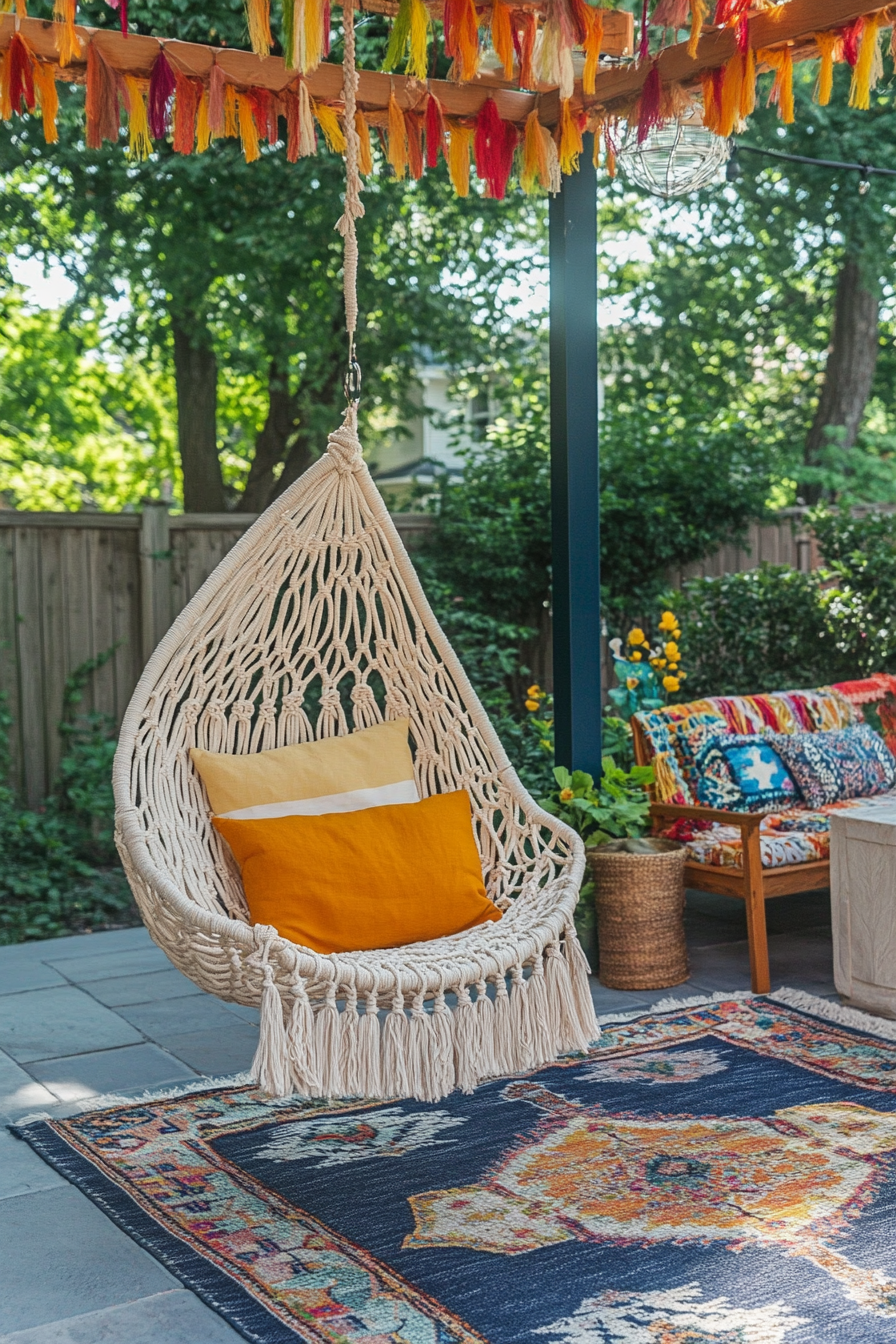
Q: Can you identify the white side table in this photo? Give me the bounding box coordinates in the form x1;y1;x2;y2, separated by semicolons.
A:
830;805;896;1017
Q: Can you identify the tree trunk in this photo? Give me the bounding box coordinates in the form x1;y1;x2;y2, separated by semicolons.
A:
172;321;226;513
239;361;298;512
804;256;880;502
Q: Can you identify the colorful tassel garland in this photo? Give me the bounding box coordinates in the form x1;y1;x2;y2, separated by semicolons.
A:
124;75;152;158
758;45;793;125
355;110;373;175
244;0;273;58
474;96;517;199
424;92;445;168
195;88;210;152
172;71;200;154
443;0;479;82
387;90;408;179
33;61;59;143
148;48;175;141
405;109;424;180
814;32;840;107
651;0;689;29
7;33;35;114
85;41;120;148
384;0;430;80
313;99;346;152
635;62;663;144
447;120;473;196
687;0;707;58
490;0;514;80
53;0;81;68
521;107;548;194
237;92;260;161
849;14;884;111
557;96;583;174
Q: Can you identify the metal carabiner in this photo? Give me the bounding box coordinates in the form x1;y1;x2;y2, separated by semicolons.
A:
344;357;362;405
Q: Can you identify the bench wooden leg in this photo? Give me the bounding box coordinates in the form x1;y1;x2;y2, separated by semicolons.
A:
743;824;770;994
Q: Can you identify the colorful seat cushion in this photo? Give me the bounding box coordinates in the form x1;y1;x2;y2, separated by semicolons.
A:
693;734;799;813
669;790;896;871
768;724;896;810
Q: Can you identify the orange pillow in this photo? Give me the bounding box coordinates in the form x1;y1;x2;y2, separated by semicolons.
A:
213;789;502;954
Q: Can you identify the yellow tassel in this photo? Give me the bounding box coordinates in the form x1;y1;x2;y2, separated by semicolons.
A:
0;51;9;121
446;120;472;196
520;108;548;193
125;74;152;159
454;0;480;82
814;31;839;107
237;93;260;161
652;752;680;804
387;90;407;178
355;110;373;175
224;82;239;137
700;69;718;133
244;0;273;57
740;43;756;119
303;0;325;74
313;100;346;152
687;0;707;59
33;61;59;143
196;88;211;151
558;98;582;176
582;8;603;97
718;52;742;138
849;14;884;111
408;0;430;81
490;0;514;80
53;0;80;67
758;46;793;124
14;0;26;16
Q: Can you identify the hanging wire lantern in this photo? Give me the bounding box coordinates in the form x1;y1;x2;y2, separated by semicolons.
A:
617;106;730;199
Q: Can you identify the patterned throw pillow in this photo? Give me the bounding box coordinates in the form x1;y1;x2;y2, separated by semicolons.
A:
694;734;799;813
768;724;896;809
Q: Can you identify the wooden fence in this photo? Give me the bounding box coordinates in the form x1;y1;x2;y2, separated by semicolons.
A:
0;504;830;804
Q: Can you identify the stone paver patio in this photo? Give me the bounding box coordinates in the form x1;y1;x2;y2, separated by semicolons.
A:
0;887;836;1343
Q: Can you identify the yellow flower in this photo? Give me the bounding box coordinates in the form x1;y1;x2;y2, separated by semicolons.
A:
630;651;642;662
559;787;575;803
668;663;678;672
627;627;646;646
626;676;639;690
526;684;541;698
672;628;681;641
664;641;680;661
525;700;540;712
663;675;680;693
658;611;677;632
540;738;552;750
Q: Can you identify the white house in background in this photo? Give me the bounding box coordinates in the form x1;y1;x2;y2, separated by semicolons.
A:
372;363;490;498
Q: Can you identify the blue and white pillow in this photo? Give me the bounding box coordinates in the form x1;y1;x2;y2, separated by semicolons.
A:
768;724;896;809
694;734;799;813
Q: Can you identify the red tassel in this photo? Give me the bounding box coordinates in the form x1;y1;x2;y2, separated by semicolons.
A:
638;0;650;61
842;17;863;68
148;48;175;140
424;92;444;168
8;33;35;114
172;70;201;153
249;88;278;145
635;62;662;143
85;42;120;147
473;96;518;200
512;11;536;90
713;0;749;23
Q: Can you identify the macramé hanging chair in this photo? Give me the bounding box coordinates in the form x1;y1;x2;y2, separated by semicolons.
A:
112;7;598;1102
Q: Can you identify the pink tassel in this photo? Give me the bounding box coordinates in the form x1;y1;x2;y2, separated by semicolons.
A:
208;62;226;136
148;48;175;140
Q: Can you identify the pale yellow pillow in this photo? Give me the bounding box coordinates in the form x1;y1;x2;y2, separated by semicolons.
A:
190;717;418;819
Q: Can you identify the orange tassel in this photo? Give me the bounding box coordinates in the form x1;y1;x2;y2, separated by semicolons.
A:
700;67;719;133
387;89;407;179
355;110;373;175
582;7;603;96
490;0;514;79
758;45;793;124
740;42;755;119
53;0;81;67
520;107;548;193
124;74;152;158
85;41;120;148
558;97;582;175
237;92;260;161
446;120;473;196
33;61;58;142
814;32;841;107
604;122;617;178
687;0;707;58
717;51;742;137
172;71;201;154
224;82;239;137
0;52;10;121
244;0;273;57
443;0;479;82
196;88;211;151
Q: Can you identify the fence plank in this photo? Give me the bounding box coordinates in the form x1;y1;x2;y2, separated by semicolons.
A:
13;529;48;806
0;527;22;790
39;527;69;789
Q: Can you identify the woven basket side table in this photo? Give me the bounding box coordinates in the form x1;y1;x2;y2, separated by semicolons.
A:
588;838;688;991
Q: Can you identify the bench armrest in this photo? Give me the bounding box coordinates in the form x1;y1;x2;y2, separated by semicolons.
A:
650;802;764;832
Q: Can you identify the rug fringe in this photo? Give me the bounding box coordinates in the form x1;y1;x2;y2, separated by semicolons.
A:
770;987;896;1040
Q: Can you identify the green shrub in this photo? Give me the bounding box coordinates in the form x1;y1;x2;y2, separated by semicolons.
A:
810;508;896;676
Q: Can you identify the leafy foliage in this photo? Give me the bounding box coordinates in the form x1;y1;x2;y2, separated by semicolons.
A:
539;761;654;849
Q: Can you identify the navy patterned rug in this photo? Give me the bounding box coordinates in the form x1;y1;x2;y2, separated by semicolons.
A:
16;990;896;1343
